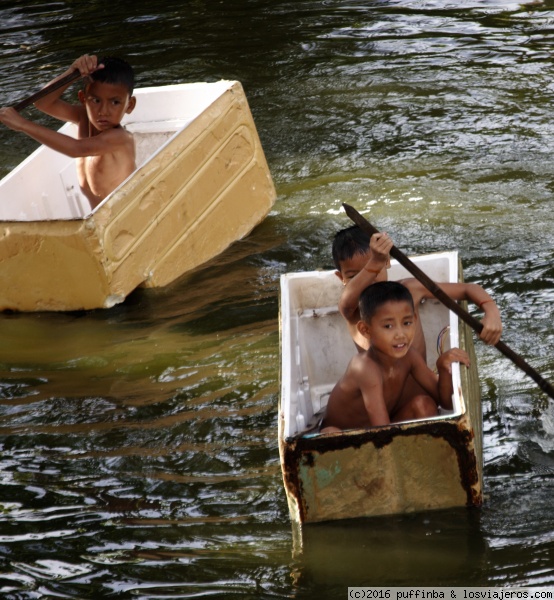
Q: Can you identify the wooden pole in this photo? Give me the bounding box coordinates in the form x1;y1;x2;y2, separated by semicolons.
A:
12;70;81;112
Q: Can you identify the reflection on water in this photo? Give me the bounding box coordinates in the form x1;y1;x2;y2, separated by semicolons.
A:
294;509;488;587
1;0;554;597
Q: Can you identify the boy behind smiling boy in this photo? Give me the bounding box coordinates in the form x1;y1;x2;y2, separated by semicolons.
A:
332;225;503;357
321;281;470;432
0;54;136;209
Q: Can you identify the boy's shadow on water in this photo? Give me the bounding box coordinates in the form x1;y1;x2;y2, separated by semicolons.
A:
290;507;488;587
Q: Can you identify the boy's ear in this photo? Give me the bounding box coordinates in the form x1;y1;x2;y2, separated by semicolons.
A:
125;95;136;114
357;320;371;340
334;270;345;285
78;89;86;105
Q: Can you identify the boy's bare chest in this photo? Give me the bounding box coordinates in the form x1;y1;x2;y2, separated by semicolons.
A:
380;362;411;403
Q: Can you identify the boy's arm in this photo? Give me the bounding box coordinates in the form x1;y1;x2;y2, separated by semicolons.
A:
403;279;502;346
407;348;468;410
0;113;125;158
357;360;391;426
33;55;102;124
338;233;393;320
407;350;442;405
435;348;470;409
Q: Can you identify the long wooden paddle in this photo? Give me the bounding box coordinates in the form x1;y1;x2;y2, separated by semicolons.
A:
343;202;554;401
12;69;81;112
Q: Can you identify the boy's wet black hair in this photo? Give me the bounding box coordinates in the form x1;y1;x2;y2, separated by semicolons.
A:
359;281;414;323
332;225;370;271
90;57;135;95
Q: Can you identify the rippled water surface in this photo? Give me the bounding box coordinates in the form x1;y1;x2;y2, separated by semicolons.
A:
1;0;554;597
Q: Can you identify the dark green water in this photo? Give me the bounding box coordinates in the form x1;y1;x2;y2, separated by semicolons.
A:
1;0;554;597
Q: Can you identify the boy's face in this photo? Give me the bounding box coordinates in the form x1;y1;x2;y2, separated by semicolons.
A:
78;81;136;131
335;251;390;285
357;300;416;359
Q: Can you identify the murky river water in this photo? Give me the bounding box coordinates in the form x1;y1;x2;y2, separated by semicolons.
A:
1;0;554;597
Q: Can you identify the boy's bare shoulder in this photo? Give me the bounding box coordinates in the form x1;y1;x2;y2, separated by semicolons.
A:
99;125;134;142
347;351;382;379
398;277;428;302
398;277;419;290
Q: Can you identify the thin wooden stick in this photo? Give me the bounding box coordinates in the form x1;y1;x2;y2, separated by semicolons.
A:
343;202;554;400
12;69;81;112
